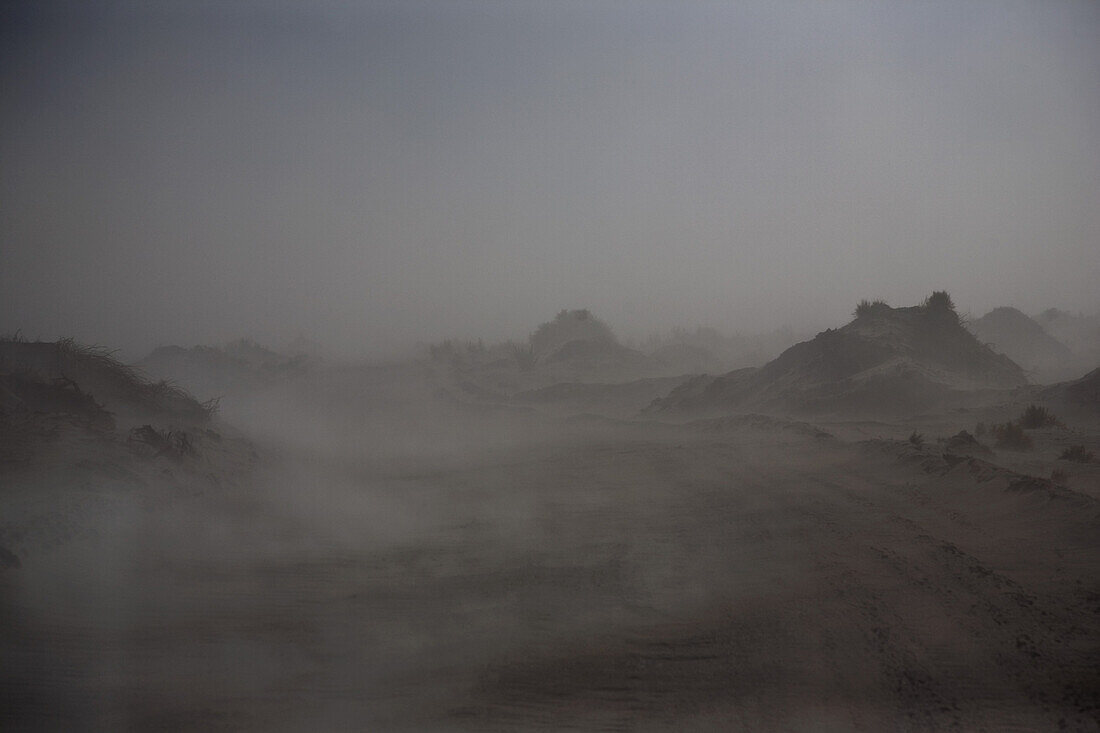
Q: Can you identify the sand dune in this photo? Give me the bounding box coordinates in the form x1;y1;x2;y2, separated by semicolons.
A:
3;319;1099;731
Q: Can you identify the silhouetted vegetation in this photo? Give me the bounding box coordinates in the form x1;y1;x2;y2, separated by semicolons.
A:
923;290;955;313
921;290;960;325
127;424;197;460
1050;469;1069;485
511;342;536;371
908;431;924;447
991;421;1032;451
1019;404;1059;429
1059;445;1094;463
1;336;216;423
529;309;616;356
854;299;890;318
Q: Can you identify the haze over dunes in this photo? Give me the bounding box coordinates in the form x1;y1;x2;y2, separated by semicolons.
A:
3;1;1100;731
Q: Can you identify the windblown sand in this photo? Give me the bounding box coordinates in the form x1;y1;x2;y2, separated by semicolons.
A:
3;414;1097;731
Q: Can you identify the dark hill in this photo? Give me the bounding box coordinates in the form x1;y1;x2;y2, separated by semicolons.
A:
523;309;651;379
1040;366;1100;415
649;294;1027;418
969;307;1073;382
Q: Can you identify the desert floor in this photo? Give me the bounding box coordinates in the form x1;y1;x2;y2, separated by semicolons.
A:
2;412;1099;731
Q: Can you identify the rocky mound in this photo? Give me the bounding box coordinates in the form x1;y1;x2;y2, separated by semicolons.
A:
649;293;1027;418
969;307;1074;382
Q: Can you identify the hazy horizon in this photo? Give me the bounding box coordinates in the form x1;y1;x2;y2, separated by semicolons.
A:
3;1;1099;360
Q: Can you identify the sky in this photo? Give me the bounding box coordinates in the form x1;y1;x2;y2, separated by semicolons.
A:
2;0;1099;358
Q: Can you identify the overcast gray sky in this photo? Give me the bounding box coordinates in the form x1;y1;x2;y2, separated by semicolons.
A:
3;0;1098;358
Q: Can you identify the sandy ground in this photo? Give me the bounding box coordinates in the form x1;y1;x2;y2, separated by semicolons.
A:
2;413;1098;731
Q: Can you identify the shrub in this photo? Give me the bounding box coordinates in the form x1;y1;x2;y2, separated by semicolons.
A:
921;290;959;325
510;342;536;372
429;339;485;365
529;309;616;356
908;431;924;447
991;421;1033;451
854;299;890;318
1019;404;1059;429
1051;469;1069;485
923;290;956;313
127;424;197;460
1059;445;1094;463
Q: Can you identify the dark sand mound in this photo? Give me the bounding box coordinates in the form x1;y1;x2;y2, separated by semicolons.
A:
1063;367;1100;408
649;293;1027;418
0;337;250;476
0;339;255;579
0;371;114;428
1041;366;1100;415
529;309;618;359
1;337;213;427
969;307;1074;382
526;310;650;377
424;309;684;396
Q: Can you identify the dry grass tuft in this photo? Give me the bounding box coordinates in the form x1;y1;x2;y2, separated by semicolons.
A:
991;421;1033;451
1059;445;1094;463
2;336;216;423
1018;404;1059;429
